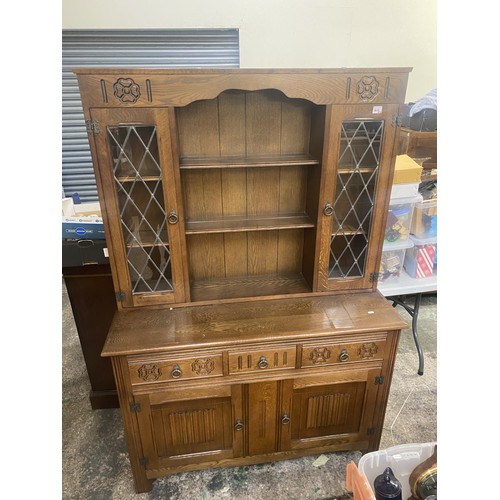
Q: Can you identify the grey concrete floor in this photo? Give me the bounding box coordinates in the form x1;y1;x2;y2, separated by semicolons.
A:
62;286;436;500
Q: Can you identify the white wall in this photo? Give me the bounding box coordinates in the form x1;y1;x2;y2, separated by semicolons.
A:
62;0;436;102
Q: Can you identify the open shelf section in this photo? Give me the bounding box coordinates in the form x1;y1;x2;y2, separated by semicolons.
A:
179;154;320;170
190;274;311;302
185;214;315;235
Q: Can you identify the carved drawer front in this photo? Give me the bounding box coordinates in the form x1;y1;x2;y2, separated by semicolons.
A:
301;339;386;368
228;346;296;374
129;353;223;385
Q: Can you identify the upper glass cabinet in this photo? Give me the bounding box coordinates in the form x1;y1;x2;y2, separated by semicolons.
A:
89;108;186;308
317;104;399;291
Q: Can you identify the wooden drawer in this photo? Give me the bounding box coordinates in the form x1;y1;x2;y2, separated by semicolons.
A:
228;345;296;374
301;338;386;368
128;353;223;385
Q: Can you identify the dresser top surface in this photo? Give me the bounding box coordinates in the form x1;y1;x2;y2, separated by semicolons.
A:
102;291;407;357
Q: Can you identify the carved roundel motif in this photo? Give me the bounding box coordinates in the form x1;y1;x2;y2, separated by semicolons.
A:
114;77;141;103
357;342;379;359
138;363;162;382
192;358;215;375
356;76;380;102
309;347;331;364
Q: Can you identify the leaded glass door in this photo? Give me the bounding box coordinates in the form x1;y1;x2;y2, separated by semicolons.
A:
317;105;399;291
89;108;187;307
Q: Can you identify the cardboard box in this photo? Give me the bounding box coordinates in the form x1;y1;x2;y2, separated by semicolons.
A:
62;198;105;239
393;154;423;184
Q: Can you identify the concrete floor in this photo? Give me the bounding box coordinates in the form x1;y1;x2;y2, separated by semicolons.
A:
62;286;437;500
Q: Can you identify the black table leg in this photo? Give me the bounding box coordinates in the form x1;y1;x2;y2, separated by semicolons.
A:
387;293;424;376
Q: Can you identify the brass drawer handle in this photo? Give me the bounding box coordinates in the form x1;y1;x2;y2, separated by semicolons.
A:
171;364;182;379
234;419;244;431
167;209;179;225
281;413;290;425
257;356;269;369
339;349;349;362
323;202;334;216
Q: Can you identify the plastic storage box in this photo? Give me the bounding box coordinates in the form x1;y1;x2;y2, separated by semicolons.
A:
384;195;422;243
404;235;437;279
380;239;414;283
411;198;437;238
346;442;437;500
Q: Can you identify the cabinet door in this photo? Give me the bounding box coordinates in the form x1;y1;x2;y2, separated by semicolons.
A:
133;384;244;471
280;367;383;452
89;108;187;307
316;104;399;291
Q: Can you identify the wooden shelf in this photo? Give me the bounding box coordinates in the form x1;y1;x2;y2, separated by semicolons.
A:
132;279;173;294
116;175;162;183
190;274;311;302
331;223;367;237
185;214;315;235
179;154;320;170
336;166;376;175
126;230;169;247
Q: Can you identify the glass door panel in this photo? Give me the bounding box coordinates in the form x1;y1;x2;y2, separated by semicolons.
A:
108;125;173;295
329;120;383;279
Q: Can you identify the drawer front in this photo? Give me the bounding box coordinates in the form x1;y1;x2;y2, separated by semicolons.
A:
301;338;386;368
228;346;296;374
129;354;223;385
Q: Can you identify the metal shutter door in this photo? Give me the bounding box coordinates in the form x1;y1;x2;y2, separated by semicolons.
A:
62;29;240;202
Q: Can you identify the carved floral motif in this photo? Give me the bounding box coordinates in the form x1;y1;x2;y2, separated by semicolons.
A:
309;347;331;364
138;363;162;381
191;358;215;375
356;76;380;102
357;342;379;359
113;78;141;103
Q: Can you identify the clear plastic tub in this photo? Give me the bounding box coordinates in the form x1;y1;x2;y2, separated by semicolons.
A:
411;198;437;238
404;235;437;279
380;239;414;282
384;195;422;243
346;442;437;500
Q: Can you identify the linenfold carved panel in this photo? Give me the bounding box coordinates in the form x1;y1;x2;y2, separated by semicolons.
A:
169;408;217;446
306;393;351;428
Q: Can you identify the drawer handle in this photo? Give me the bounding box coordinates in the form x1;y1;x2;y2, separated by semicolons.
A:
234;419;244;431
281;413;290;425
323;202;334;216
167;209;179;225
171;364;182;379
339;349;349;362
258;356;269;369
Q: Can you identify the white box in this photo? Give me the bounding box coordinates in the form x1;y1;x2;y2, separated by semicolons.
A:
390;182;419;199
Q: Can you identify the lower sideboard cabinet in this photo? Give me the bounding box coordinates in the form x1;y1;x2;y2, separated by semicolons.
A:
102;292;406;493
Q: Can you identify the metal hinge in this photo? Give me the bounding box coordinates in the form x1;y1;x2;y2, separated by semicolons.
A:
129;402;141;413
375;375;385;385
139;457;148;467
116;291;126;302
392;113;403;127
367;427;376;436
85;119;100;134
369;272;381;283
